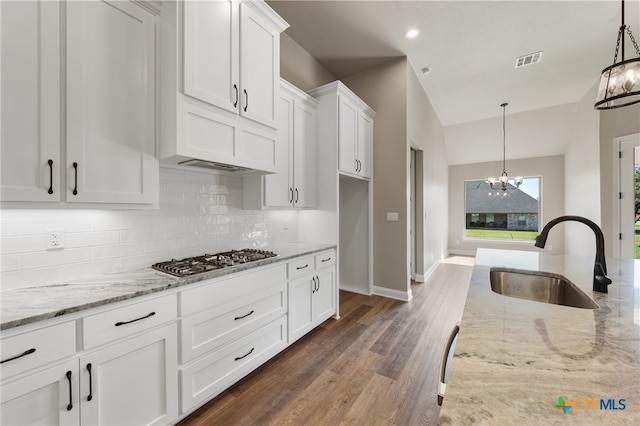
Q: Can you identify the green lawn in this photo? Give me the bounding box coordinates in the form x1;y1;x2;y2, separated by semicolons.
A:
465;229;538;241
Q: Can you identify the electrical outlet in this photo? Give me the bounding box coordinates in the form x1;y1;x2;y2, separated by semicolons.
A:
387;212;399;221
47;229;64;250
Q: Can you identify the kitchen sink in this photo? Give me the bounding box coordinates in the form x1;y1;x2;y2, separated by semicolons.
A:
489;268;599;309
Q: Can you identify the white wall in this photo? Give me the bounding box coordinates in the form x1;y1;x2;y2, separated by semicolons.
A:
563;82;602;256
0;167;299;291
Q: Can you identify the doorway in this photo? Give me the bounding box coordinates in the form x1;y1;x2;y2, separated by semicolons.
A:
617;134;640;259
410;146;425;281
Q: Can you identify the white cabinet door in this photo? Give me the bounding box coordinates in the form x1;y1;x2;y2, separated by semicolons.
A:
338;97;358;175
66;0;157;204
314;268;336;324
357;112;373;179
183;0;239;113
0;0;60;202
288;276;314;343
79;324;178;426
292;100;317;208
1;359;79;426
264;93;293;207
239;3;279;128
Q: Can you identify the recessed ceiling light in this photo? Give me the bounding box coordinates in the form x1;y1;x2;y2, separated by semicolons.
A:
405;28;420;39
421;67;431;75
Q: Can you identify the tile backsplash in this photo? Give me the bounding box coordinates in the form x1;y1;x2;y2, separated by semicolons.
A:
0;167;299;291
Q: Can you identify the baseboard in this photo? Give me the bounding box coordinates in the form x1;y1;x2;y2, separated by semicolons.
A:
447;249;477;256
339;285;371;296
372;285;412;302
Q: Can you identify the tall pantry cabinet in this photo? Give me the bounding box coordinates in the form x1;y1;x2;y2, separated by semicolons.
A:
301;81;375;296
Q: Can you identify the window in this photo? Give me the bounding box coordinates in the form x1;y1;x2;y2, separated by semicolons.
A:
464;177;541;241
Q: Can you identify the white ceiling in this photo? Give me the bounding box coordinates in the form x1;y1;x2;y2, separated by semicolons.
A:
268;0;640;161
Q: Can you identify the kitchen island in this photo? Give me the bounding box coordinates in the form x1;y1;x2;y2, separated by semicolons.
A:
439;248;639;425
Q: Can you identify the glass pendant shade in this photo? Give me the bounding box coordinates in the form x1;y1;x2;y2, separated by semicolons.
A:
594;1;640;110
595;57;640;109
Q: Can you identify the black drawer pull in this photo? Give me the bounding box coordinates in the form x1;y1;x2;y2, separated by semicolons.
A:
115;311;155;327
1;348;36;364
312;276;317;294
86;363;93;402
296;264;309;270
66;371;73;411
244;89;248;112
72;162;78;195
234;310;254;320
48;159;54;194
234;347;254;361
321;257;332;262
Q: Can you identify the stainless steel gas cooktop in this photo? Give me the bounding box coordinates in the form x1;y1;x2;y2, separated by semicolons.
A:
152;248;277;277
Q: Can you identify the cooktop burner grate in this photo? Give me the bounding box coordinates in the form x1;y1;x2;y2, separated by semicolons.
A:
152;249;277;277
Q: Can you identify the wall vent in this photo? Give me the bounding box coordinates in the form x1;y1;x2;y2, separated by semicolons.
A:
515;51;543;68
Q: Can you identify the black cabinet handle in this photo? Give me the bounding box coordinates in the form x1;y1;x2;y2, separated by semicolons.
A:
296;264;309;270
321;257;332;263
86;363;93;402
289;187;293;203
316;275;320;293
295;188;299;204
0;348;36;364
114;311;155;327
243;89;248;112
311;276;316;293
233;84;239;108
234;310;254;320
234;347;254;361
48;159;54;194
66;371;73;411
72;162;78;195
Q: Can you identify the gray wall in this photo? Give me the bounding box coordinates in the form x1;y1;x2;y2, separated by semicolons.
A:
280;33;336;91
342;58;410;293
448;155;565;255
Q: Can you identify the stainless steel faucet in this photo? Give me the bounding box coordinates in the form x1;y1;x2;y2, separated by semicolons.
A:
534;215;612;293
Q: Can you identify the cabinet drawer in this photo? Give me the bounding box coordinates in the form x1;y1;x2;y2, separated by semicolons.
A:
1;321;76;380
315;250;336;269
180;263;286;316
180;283;287;363
180;316;287;413
82;293;177;350
287;255;314;279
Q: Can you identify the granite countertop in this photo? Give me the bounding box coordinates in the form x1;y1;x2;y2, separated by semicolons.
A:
0;242;335;331
439;248;639;425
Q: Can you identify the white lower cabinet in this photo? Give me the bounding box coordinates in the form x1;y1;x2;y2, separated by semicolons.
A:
1;359;80;426
79;324;178;426
288;250;336;343
179;316;287;413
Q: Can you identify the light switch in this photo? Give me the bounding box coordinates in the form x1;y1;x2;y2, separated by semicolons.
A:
387;212;399;221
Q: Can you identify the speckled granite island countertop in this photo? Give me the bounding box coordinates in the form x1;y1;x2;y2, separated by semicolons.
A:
0;243;335;331
439;248;639;425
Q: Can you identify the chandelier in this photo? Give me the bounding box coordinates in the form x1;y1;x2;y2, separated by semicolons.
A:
487;103;523;191
594;0;640;109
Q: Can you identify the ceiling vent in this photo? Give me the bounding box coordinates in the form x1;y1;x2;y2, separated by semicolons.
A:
515;51;543;68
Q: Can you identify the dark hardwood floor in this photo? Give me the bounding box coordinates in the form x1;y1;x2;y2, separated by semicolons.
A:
178;257;473;426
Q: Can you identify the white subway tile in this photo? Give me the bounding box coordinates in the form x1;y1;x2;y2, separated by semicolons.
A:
66;231;120;248
1;266;61;291
1;235;46;254
21;248;92;269
1;254;21;272
92;243;145;260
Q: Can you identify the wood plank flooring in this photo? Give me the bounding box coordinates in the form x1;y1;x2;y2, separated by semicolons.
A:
178;257;473;426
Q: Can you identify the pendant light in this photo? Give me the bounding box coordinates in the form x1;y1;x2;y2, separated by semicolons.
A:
594;0;640;109
487;103;523;191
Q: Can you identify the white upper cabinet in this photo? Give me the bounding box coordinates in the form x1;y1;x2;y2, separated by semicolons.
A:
66;0;158;204
239;3;279;128
183;0;239;113
160;0;288;173
309;81;375;181
1;0;61;202
261;80;317;208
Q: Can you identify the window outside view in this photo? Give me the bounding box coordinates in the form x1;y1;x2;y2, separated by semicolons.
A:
635;147;639;259
465;177;541;241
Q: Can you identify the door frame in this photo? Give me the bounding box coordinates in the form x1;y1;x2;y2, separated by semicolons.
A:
613;133;640;258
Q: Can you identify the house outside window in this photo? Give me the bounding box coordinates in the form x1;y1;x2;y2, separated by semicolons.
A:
464;177;541;240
